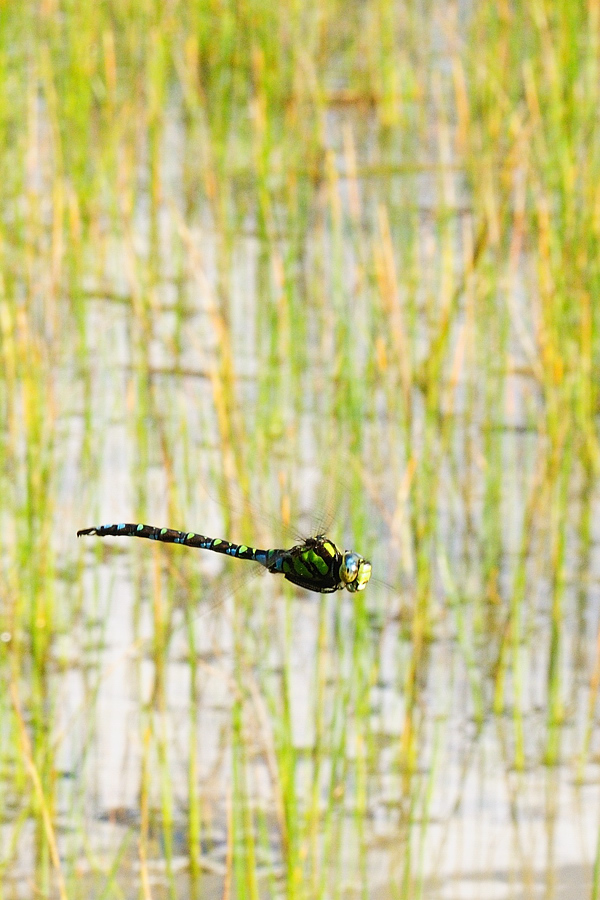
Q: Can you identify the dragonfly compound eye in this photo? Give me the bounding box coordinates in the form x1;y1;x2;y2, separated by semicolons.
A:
343;554;372;592
341;552;359;584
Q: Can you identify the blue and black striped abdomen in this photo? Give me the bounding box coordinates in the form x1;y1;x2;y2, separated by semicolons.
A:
77;522;270;564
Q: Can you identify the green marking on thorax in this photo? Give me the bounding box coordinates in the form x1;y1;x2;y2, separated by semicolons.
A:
293;557;312;579
306;549;328;574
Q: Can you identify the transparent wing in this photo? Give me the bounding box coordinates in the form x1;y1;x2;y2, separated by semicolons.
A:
158;553;276;658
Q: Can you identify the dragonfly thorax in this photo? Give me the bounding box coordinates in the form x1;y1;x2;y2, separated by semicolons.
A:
267;537;372;594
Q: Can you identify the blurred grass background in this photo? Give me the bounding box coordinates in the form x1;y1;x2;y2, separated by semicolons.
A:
1;0;600;897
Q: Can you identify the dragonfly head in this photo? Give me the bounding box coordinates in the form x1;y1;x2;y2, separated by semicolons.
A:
340;551;372;592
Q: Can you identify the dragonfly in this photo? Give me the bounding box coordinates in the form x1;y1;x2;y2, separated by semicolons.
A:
77;522;372;594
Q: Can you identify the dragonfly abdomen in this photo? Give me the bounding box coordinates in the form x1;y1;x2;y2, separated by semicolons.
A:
77;523;270;564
